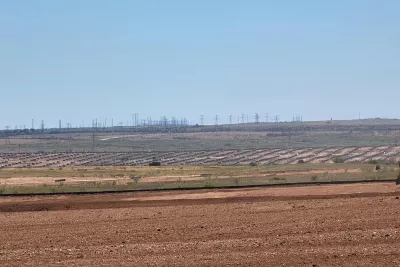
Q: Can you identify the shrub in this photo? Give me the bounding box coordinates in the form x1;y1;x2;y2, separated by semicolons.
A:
311;175;318;181
333;157;345;163
297;159;305;164
249;162;257;167
271;177;286;181
149;161;161;166
129;175;141;183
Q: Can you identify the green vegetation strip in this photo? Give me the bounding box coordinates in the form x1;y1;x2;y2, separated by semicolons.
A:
0;179;396;197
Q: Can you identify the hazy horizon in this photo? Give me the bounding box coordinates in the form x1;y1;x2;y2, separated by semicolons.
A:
1;1;399;129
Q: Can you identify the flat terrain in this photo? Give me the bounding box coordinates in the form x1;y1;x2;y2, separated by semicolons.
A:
0;164;397;194
2;119;400;153
1;183;400;266
1;146;400;168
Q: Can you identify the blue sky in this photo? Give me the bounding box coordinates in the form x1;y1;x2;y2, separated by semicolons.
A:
0;0;399;128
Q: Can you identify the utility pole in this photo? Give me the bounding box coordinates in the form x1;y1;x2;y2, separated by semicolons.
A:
59;120;62;130
41;120;44;132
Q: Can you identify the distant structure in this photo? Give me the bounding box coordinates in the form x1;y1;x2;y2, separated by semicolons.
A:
241;113;245;124
1;111;293;135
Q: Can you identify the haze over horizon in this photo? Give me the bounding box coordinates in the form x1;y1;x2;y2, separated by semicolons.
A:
1;1;399;129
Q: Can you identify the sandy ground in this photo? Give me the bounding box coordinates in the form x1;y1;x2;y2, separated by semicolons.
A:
0;183;400;266
0;176;124;185
0;168;362;185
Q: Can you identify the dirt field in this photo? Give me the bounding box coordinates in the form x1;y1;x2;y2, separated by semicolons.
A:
1;183;400;266
0;167;362;186
1;146;400;168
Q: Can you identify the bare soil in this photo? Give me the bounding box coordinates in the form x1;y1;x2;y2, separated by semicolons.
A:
0;168;362;186
1;183;400;266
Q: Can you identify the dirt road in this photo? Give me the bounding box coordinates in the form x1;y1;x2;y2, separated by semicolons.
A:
1;183;400;266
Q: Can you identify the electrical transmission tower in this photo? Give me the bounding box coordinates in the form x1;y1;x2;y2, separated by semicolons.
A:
241;113;245;124
214;115;219;125
162;116;168;127
265;113;269;123
134;113;139;126
254;113;260;124
229;115;232;125
274;115;280;123
200;115;204;125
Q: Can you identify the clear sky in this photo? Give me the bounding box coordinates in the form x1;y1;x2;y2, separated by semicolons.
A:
1;0;399;128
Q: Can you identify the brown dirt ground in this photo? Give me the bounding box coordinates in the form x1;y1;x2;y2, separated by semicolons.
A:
0;183;400;266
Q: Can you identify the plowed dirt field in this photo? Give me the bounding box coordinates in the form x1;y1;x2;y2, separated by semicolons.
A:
1;183;400;266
